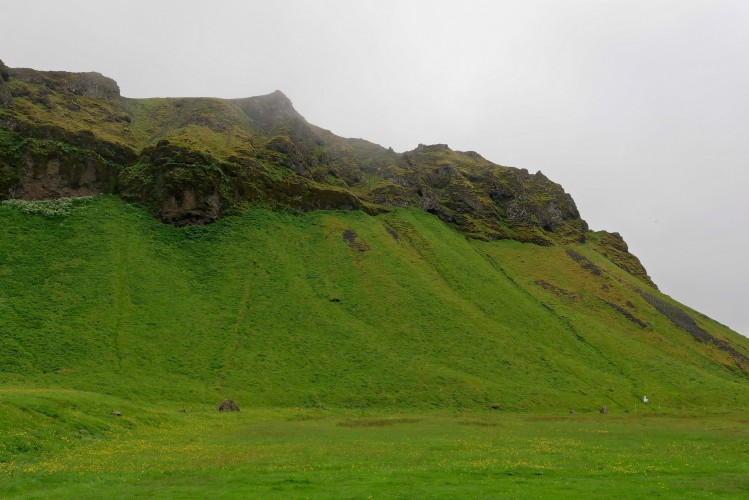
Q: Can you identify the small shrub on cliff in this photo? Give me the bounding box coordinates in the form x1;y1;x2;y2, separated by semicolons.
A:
1;196;95;216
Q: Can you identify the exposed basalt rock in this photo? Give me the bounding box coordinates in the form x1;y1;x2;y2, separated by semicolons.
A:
118;140;224;225
383;224;399;240
265;135;309;175
160;185;221;226
66;72;121;100
0;131;118;201
0;85;11;107
11;123;136;166
566;249;602;276
218;399;240;412
0;59;12;107
369;144;587;245
119;144;377;226
0;59;9;82
534;280;578;300
19;153;113;200
602;300;650;329
637;289;749;368
392;145;587;243
262;176;373;213
343;229;370;252
9;68;120;100
369;183;420;207
502;171;580;231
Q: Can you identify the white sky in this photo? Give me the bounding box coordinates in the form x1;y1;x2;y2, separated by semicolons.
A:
4;0;748;336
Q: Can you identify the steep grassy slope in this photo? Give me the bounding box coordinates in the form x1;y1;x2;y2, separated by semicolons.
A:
2;196;747;413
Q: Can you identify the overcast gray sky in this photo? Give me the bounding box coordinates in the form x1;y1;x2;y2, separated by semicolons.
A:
4;0;748;336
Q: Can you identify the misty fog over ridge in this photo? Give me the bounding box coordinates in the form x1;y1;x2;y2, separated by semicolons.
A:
4;0;747;336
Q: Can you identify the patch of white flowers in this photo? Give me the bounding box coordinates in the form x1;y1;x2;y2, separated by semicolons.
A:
1;196;96;216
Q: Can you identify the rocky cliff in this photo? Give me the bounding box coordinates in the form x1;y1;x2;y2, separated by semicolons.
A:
0;59;653;283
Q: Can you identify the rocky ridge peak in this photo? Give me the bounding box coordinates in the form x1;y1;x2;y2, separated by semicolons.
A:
231;90;305;132
0;59;10;107
8;67;120;100
0;59;655;286
0;59;9;82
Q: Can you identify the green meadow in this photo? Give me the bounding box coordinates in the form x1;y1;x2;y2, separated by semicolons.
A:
2;392;749;498
2;196;749;497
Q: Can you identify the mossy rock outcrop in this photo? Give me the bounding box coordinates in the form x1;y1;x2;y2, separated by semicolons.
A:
1;60;624;263
592;231;657;288
0;59;11;107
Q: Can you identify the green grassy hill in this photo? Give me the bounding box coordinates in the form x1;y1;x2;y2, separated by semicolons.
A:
2;196;747;413
3;60;749;497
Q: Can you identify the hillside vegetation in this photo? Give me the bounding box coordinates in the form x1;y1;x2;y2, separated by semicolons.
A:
1;196;747;412
2;60;749;497
3;196;749;497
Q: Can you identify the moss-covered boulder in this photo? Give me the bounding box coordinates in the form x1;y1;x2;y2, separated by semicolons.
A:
592;231;658;288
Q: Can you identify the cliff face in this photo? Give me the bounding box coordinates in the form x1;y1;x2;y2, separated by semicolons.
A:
0;60;649;282
0;59;11;106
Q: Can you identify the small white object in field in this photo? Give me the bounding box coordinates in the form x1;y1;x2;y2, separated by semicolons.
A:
643;396;649;404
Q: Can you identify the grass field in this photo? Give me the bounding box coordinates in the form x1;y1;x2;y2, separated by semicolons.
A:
2;389;749;498
2;196;749;497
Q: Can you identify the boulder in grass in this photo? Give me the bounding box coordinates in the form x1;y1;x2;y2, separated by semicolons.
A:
599;406;608;414
218;399;240;412
111;410;122;416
